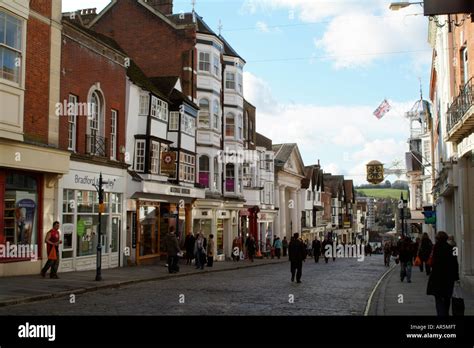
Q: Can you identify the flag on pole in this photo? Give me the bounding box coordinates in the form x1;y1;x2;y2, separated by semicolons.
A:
373;99;391;119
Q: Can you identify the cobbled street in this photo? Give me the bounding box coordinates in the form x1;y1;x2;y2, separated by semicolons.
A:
0;255;386;316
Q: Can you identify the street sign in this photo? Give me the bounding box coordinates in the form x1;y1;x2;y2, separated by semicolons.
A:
398;200;404;209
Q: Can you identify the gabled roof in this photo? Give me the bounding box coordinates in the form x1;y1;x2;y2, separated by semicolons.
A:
273;143;296;167
324;174;344;198
150;76;199;109
344;180;355;203
272;143;305;177
219;34;246;63
256;133;272;151
62;17;127;55
127;61;171;102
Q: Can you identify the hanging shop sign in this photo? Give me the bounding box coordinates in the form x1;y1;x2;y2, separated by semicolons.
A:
366;160;384;185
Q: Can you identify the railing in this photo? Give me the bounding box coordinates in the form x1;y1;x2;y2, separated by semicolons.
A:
447;77;474;133
86;134;108;157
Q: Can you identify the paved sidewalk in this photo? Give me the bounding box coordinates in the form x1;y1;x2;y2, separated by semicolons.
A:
0;258;287;307
369;263;474;315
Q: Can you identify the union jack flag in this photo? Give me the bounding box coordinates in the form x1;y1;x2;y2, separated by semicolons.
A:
373;99;391;119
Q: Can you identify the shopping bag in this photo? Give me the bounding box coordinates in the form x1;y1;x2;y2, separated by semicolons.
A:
48;246;57;261
414;256;422;267
452;282;465;316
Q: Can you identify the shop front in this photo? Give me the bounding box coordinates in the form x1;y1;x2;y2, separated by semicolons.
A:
129;196;194;265
0;140;70;277
57;161;127;272
193;201;236;261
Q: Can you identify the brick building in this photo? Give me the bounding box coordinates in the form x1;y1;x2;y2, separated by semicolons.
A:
0;0;70;276
55;16;129;272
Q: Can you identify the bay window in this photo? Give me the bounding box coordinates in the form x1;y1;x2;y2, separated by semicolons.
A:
213;100;220;129
150;141;160;174
134;139;146;172
169;111;179;131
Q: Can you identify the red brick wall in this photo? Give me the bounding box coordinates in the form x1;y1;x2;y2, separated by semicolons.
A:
92;0;196;98
23;13;51;144
30;0;52;19
59;26;127;162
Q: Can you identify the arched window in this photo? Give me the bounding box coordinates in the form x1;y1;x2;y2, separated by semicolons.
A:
213;100;220;129
225;113;235;137
198;99;210;128
88;90;105;156
199;155;210;188
226;163;235;193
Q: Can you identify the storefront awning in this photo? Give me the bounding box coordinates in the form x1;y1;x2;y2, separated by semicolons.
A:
131;192;195;204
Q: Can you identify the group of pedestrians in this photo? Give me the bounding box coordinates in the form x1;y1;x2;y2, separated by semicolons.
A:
169;231;216;273
383;231;460;316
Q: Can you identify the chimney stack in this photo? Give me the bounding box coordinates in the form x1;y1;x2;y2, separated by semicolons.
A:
144;0;173;15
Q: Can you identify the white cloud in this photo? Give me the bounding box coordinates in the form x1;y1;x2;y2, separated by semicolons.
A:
242;0;430;69
333;126;365;146
244;72;413;184
256;21;270;33
315;11;430;69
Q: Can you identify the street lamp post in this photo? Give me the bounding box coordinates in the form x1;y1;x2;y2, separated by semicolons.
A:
93;173;105;281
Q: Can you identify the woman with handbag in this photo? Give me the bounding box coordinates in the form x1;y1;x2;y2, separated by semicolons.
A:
426;231;460;316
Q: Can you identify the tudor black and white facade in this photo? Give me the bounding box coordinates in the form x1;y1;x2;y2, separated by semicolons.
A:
125;61;204;265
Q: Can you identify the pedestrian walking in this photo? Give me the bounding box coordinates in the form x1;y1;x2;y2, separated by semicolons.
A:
289;233;306;283
305;239;312;258
41;221;62;279
365;243;373;257
322;236;331;263
207;234;215;267
194;233;206;270
398;236;415;283
184;232;196;265
383;240;391;267
273;237;282;259
427;231;460;316
246;235;256;262
265;238;272;259
418;232;433;275
165;227;180;274
312;237;321;263
282;236;288;257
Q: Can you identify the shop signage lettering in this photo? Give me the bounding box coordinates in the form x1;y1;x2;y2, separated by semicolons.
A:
74;175;115;190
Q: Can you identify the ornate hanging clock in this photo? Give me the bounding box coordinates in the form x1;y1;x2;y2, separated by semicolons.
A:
366;160;384;185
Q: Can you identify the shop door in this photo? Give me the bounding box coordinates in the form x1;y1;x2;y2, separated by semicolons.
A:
138;205;160;259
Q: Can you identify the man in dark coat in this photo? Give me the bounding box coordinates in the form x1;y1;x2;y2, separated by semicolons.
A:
427;231;460;316
289;233;306;283
165;227;181;274
418;232;433;275
184;232;196;265
312;237;322;263
282;237;288;257
245;235;256;262
321;237;331;263
398;236;415;282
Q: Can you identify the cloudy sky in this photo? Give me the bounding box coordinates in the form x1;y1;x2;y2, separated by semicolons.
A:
63;0;432;184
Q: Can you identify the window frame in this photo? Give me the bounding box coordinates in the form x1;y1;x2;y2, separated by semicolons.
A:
150;141;160;175
226;72;236;90
139;93;150;116
134;139;146;172
169;111;179;131
198;51;211;72
110;109;118;160
0;11;23;84
198;98;210;128
225;113;235;137
67;94;78;152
